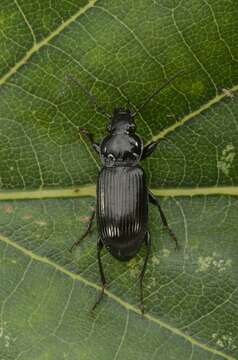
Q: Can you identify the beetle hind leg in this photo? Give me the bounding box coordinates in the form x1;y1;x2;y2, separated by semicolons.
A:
139;232;151;314
149;191;179;250
70;208;95;252
92;238;107;311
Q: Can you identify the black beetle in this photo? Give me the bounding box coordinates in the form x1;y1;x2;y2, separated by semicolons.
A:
69;74;180;313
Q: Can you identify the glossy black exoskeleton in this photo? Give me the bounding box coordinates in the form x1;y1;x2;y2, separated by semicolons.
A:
69;74;180;313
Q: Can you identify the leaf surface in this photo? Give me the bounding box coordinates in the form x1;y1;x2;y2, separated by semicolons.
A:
0;0;238;359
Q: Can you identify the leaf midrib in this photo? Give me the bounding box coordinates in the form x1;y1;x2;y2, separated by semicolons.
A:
0;232;235;360
0;186;237;201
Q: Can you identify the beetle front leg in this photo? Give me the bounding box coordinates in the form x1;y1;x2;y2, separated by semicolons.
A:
70;209;95;252
139;232;151;314
141;141;158;160
149;191;179;250
80;128;100;154
92;238;107;311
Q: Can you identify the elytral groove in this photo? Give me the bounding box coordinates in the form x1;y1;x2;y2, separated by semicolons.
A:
0;186;237;201
150;84;238;144
0;233;235;360
0;0;98;86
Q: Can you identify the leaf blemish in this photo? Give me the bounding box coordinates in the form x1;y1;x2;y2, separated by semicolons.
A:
127;258;143;278
152;255;160;266
222;88;235;98
162;248;171;257
22;214;33;220
147;277;156;289
3;205;14;214
217;144;235;176
212;333;237;351
0;325;11;348
34;220;47;226
4;334;10;348
80;216;91;223
196;255;232;273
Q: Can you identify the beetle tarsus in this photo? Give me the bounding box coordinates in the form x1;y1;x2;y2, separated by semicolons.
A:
139;232;151;314
167;227;179;251
91;284;106;311
140;303;145;316
79;128;100;154
92;238;107;310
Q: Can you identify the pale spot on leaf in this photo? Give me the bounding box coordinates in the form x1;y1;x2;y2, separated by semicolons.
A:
22;213;33;220
212;333;237;350
80;216;91;223
127;258;143;278
152;255;160;265
222;88;235;98
162;248;171;257
34;220;47;226
3;205;14;214
217;144;235;176
197;255;232;272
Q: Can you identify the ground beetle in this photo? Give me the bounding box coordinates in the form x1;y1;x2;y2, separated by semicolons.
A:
69;73;181;313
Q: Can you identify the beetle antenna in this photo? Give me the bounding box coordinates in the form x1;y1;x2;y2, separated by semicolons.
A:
132;70;185;117
66;75;111;119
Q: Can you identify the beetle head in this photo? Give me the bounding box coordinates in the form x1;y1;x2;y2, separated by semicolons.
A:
107;108;136;134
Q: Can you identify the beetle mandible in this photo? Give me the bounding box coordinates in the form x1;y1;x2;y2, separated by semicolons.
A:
69;73;181;313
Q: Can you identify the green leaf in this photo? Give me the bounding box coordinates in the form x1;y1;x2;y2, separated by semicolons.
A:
0;0;237;359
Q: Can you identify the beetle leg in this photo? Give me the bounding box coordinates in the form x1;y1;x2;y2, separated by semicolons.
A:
149;191;179;250
141;141;158;160
139;232;151;314
79;128;100;154
70;209;95;252
92;238;107;311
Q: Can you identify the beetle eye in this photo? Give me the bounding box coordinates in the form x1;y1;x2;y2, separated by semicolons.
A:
108;153;115;161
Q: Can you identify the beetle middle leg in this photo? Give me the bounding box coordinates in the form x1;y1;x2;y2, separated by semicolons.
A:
70;209;95;252
92;237;107;311
139;232;151;314
149;191;179;250
141;141;158;160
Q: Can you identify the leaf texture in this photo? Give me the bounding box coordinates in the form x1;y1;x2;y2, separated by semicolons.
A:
0;0;238;359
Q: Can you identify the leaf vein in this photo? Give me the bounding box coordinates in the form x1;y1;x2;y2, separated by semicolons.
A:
0;0;98;86
14;0;36;45
150;85;238;144
1;186;238;201
0;233;235;360
171;7;218;94
95;5;191;115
